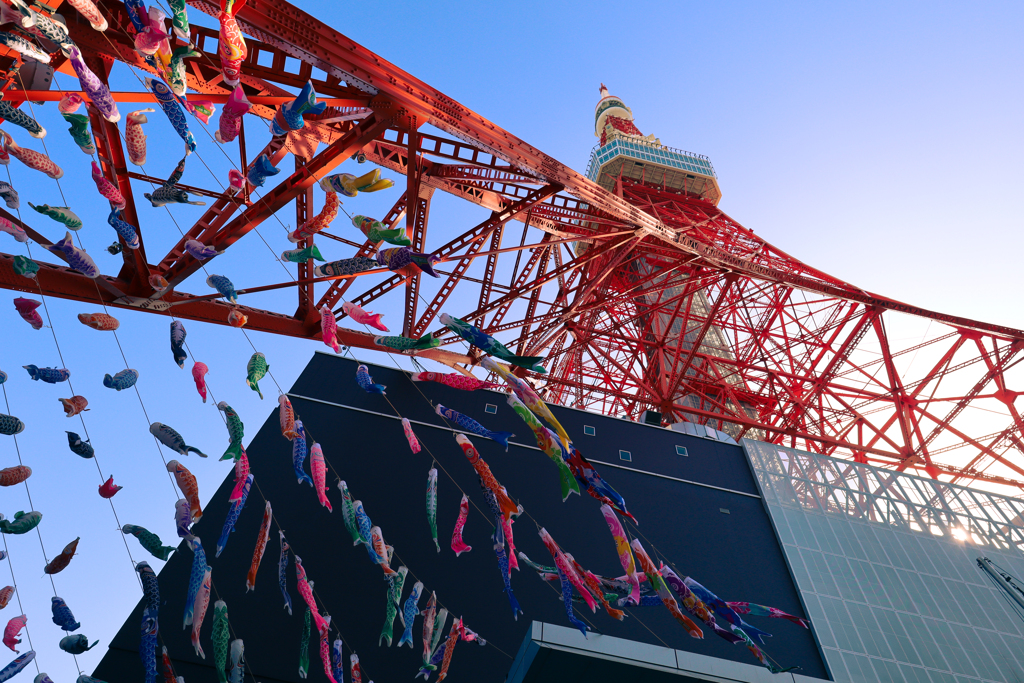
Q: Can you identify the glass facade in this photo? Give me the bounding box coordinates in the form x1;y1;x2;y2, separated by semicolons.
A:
743;440;1024;683
585;138;716;181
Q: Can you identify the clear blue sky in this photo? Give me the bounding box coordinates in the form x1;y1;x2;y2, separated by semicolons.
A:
0;1;1019;680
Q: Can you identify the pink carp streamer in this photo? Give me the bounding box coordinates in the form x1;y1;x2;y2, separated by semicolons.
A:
450;494;472;556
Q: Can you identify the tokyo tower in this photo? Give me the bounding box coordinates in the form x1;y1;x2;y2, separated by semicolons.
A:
0;0;1019;491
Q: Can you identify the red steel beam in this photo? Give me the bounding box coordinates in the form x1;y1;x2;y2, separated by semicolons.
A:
161;115;391;288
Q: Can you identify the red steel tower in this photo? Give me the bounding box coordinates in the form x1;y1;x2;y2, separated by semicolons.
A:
0;0;1020;491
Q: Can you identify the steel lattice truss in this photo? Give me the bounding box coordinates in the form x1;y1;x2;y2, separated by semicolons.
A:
0;0;1022;491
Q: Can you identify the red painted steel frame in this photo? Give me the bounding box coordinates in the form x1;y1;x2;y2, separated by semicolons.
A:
0;0;1020;490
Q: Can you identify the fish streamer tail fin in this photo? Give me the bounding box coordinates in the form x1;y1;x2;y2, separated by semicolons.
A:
186;446;208;458
506;355;546;374
487;431;514;452
247;378;263;399
557;463;580;502
221;441;243;462
412;335;441;350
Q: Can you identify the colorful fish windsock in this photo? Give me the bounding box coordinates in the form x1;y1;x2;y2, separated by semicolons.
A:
455;434;520;520
0;182;18;210
631;539;702;638
482;357;570;450
482;486;521;619
108;209;140;250
169;321;188;368
0;32;49;63
48;231;99;278
216;86;250;143
24;365;69;383
43;537;79;575
50;597;80;632
298;607;311;678
168;0;189;39
507;395;579;501
341;301;388;331
190;568;212;658
600;504;640;605
412;371;498;391
62;113;94;154
279;394;299;440
146;77;196;153
0;219;26;243
122;525;176;561
92;160;126;208
58;92;83;114
207;274;238;304
3;615;25;652
168;45;200;97
229;451;250;503
441;313;546;374
246;153;278;187
11;256;37;280
288;191;338;242
380;565;407;646
98;475;122;499
246;501;272;592
426;468;439;552
281;244;325;263
438;405;513;451
216;474;251;557
13;299;42;330
183;536;206;628
125;109;155;165
69;47;118;122
149;274;170;292
292;420;312;486
245;351;269;399
0;131;62;178
29;203;82;229
212;600;228;672
192;362;209;402
565;440;636;523
167;460;203;522
217;0;247;87
278;531;293;615
57;395;89;418
355;364;385;394
271;80;325;136
403;418;421;454
351;213;410;246
374;334;440;352
0;467;29;487
151;422;207;458
314;256;379;278
0;102;43;139
310;443;332;512
451;493;472;557
726;601;809;629
320;169;393;197
376;246;441;277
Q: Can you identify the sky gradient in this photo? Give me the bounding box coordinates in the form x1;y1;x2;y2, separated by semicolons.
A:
0;1;1019;681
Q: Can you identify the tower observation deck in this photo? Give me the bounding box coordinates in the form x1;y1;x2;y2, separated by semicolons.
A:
573;85;755;435
587;85;720;204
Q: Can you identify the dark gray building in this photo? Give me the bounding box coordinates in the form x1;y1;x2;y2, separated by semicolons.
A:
93;353;1024;682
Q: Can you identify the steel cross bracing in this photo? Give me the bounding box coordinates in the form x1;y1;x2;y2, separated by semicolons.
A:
0;0;1020;490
